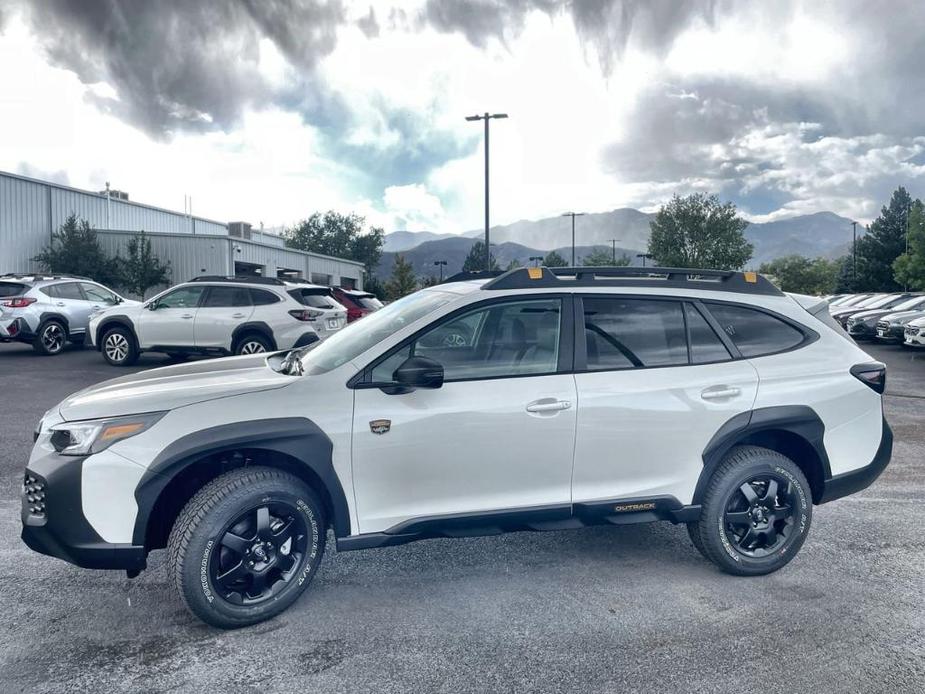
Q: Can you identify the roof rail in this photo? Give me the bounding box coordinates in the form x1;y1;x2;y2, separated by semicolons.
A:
478;266;782;296
440;270;507;284
1;272;93;281
187;275;286;286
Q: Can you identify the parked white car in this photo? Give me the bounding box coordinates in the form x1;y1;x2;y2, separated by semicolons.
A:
903;315;925;347
87;276;347;365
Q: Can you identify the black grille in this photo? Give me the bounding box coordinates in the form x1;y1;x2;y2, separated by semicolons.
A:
22;472;47;520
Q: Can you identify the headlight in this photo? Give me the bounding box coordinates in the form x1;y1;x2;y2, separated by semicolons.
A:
49;412;164;456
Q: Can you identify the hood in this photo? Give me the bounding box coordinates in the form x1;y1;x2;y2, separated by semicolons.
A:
58;353;295;421
848;308;898;323
883;309;925;325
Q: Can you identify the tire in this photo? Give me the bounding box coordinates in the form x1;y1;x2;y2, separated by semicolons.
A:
32;320;68;355
101;326;139;366
688;445;812;576
234;333;272;355
166;467;326;629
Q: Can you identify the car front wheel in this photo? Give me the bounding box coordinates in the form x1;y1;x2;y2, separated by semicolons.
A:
167;467;326;629
688;445;812;576
101;326;139;366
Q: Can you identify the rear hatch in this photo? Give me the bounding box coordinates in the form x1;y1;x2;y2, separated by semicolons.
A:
0;281;30;320
287;287;348;332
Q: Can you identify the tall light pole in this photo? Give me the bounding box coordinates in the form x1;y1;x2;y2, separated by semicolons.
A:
636;253;654;268
609;238;621;264
529;255;543;267
434;260;447;282
466;112;508;270
851;220;857;287
562;211;585;266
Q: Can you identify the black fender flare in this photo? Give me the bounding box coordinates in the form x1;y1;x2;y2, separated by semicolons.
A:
95;315;137;349
694;405;831;505
232;322;277;351
38;311;70;334
132;417;350;545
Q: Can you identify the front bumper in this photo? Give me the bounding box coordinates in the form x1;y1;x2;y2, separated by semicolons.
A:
847;322;876;338
904;328;925;347
819;418;893;504
875;323;905;342
21;448;146;571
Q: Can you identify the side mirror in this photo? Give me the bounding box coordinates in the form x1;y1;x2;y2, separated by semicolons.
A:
147;301;159;311
393;355;444;390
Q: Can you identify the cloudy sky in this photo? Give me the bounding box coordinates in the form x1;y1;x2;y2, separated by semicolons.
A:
1;0;924;234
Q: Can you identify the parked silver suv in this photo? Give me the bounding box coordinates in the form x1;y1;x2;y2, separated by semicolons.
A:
0;274;133;355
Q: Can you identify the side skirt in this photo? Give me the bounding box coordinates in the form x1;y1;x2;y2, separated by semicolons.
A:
335;497;701;552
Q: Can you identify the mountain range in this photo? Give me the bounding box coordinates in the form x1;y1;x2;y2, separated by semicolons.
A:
375;209;857;281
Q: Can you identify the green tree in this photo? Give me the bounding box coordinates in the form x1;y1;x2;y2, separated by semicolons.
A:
893;199;925;290
32;214;122;285
505;258;523;270
582;247;631;266
285;211;384;276
419;274;440;288
758;255;838;295
363;275;386;300
462;241;499;272
385;254;418;300
543;250;568;267
855;186;916;291
122;231;170;298
648;193;752;270
834;255;857;293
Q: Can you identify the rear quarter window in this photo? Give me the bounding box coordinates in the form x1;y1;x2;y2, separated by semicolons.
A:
705;303;806;357
250;288;282;306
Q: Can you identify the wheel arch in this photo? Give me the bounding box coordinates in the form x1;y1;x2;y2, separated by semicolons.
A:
133;417;350;551
38;311;70;332
695;406;831;505
96;315;137;349
232;322;277;352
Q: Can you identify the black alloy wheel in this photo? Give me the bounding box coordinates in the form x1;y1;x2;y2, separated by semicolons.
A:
211;503;309;605
722;475;798;558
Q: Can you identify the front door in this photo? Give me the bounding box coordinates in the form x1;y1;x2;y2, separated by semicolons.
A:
138;285;205;348
351;297;577;534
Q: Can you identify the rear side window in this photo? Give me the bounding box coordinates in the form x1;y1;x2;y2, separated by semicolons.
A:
50;282;85;300
583;298;687;369
685;303;732;364
250;288;281;306
705;303;805;357
203;286;251;308
0;282;27;297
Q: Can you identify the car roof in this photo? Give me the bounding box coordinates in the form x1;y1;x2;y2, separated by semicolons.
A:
0;273;91;285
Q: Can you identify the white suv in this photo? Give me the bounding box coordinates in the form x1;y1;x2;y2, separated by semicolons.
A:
88;276;347;365
21;266;892;628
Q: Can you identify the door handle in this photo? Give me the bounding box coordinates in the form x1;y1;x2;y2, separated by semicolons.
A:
181;314;194;319
526;399;572;413
55;302;65;307
232;313;245;319
701;386;741;400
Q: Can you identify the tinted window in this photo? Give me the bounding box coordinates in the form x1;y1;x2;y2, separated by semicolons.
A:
52;282;85;300
411;299;561;381
80;282;118;303
249;288;281;306
288;289;336;309
583;298;687;369
0;282;27;297
685;303;731;364
203;286;251;308
357;295;383;310
706;303;805;357
157;286;204;309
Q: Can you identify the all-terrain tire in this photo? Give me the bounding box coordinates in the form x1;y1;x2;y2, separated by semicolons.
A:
166;467;326;629
689;445;812;576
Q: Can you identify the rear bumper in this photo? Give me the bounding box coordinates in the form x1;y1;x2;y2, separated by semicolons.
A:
0;318;36;343
818;418;893;504
20;449;146;571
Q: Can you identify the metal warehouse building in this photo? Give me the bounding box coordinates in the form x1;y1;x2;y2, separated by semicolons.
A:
0;170;365;292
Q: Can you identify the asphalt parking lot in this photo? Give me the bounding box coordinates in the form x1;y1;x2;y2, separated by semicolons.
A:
1;340;923;693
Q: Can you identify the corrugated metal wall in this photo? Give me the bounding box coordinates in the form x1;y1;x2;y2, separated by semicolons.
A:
0;174;52;271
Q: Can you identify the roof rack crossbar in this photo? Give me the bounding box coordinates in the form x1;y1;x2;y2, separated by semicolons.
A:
188;275;286;286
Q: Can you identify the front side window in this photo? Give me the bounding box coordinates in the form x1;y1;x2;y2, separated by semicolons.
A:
583;298;687;370
80;283;118;303
157;286;204;309
407;299;562;381
706;303;805;357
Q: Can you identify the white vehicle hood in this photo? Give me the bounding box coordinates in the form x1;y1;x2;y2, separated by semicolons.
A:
57;354;294;421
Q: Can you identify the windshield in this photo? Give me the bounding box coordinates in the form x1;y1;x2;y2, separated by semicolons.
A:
299;289;457;375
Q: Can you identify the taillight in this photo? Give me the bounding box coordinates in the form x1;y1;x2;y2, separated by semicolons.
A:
851;362;886;394
289;309;323;322
1;297;36;308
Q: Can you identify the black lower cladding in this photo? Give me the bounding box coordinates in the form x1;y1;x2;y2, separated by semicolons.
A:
819;417;893;504
20;449;146;570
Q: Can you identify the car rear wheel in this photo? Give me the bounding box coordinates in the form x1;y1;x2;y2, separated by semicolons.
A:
688;445;812;576
101;326;139;366
167;467;326;629
33;320;67;356
234;333;272;355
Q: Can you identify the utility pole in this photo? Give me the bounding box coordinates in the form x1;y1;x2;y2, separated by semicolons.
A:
562;211;585;266
852;221;857;287
529;255;543;267
610;238;621;264
465;112;508;270
636;253;653;268
433;260;447;282
105;181;111;230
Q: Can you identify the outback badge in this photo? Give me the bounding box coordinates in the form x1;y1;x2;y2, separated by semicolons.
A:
369;419;391;435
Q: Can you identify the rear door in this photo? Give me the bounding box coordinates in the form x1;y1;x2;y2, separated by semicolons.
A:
137;285;205;348
46;282;94;335
195;285;254;349
571;296;759;508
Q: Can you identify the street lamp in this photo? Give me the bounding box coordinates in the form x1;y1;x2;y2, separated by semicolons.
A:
851;220;857;288
466;112;508;271
433;260;447;282
529;255;544;267
636;253;654;268
609;238;621;264
562;212;585;266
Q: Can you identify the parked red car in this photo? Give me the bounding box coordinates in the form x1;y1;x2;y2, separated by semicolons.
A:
332;287;383;322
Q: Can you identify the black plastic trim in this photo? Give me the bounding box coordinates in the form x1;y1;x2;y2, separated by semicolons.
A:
231;321;277;351
819;418;892;504
132;417;351;545
94;315;137;350
293;332;320;348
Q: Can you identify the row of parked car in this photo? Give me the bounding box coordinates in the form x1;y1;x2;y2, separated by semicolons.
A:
0;273;383;364
825;291;925;346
